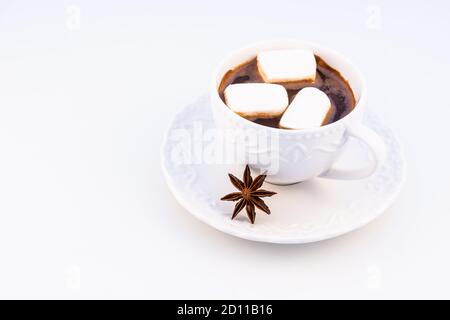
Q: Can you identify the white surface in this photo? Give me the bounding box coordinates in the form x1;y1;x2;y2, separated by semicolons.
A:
224;83;288;118
162;96;405;243
257;49;317;83
0;0;449;299
280;87;331;129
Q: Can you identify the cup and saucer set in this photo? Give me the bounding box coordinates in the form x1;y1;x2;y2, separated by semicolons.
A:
161;40;405;244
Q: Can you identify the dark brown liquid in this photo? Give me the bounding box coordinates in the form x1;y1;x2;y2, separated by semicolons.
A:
218;56;356;128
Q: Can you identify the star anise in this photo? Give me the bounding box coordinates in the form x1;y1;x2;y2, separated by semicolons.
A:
220;165;276;224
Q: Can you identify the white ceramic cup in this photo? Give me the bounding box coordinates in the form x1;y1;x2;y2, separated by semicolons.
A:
210;40;386;185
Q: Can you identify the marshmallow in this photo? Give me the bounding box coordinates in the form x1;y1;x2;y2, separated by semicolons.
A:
257;49;317;83
224;83;289;119
279;87;332;129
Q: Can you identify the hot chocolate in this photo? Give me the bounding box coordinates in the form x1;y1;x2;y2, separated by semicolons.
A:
218;55;356;129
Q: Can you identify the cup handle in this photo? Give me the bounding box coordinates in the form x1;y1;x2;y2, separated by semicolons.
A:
319;122;386;180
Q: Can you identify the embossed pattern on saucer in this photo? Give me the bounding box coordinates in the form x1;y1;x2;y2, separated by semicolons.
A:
161;96;405;244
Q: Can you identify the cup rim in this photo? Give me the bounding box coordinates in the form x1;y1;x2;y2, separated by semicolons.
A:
211;39;367;134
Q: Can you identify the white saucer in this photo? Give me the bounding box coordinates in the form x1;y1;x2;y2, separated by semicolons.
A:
161;96;405;244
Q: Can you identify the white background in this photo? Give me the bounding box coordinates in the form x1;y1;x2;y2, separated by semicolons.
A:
0;0;449;299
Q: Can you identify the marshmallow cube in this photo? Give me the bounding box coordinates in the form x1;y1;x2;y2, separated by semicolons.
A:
224;83;289;119
280;87;332;129
257;49;317;83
